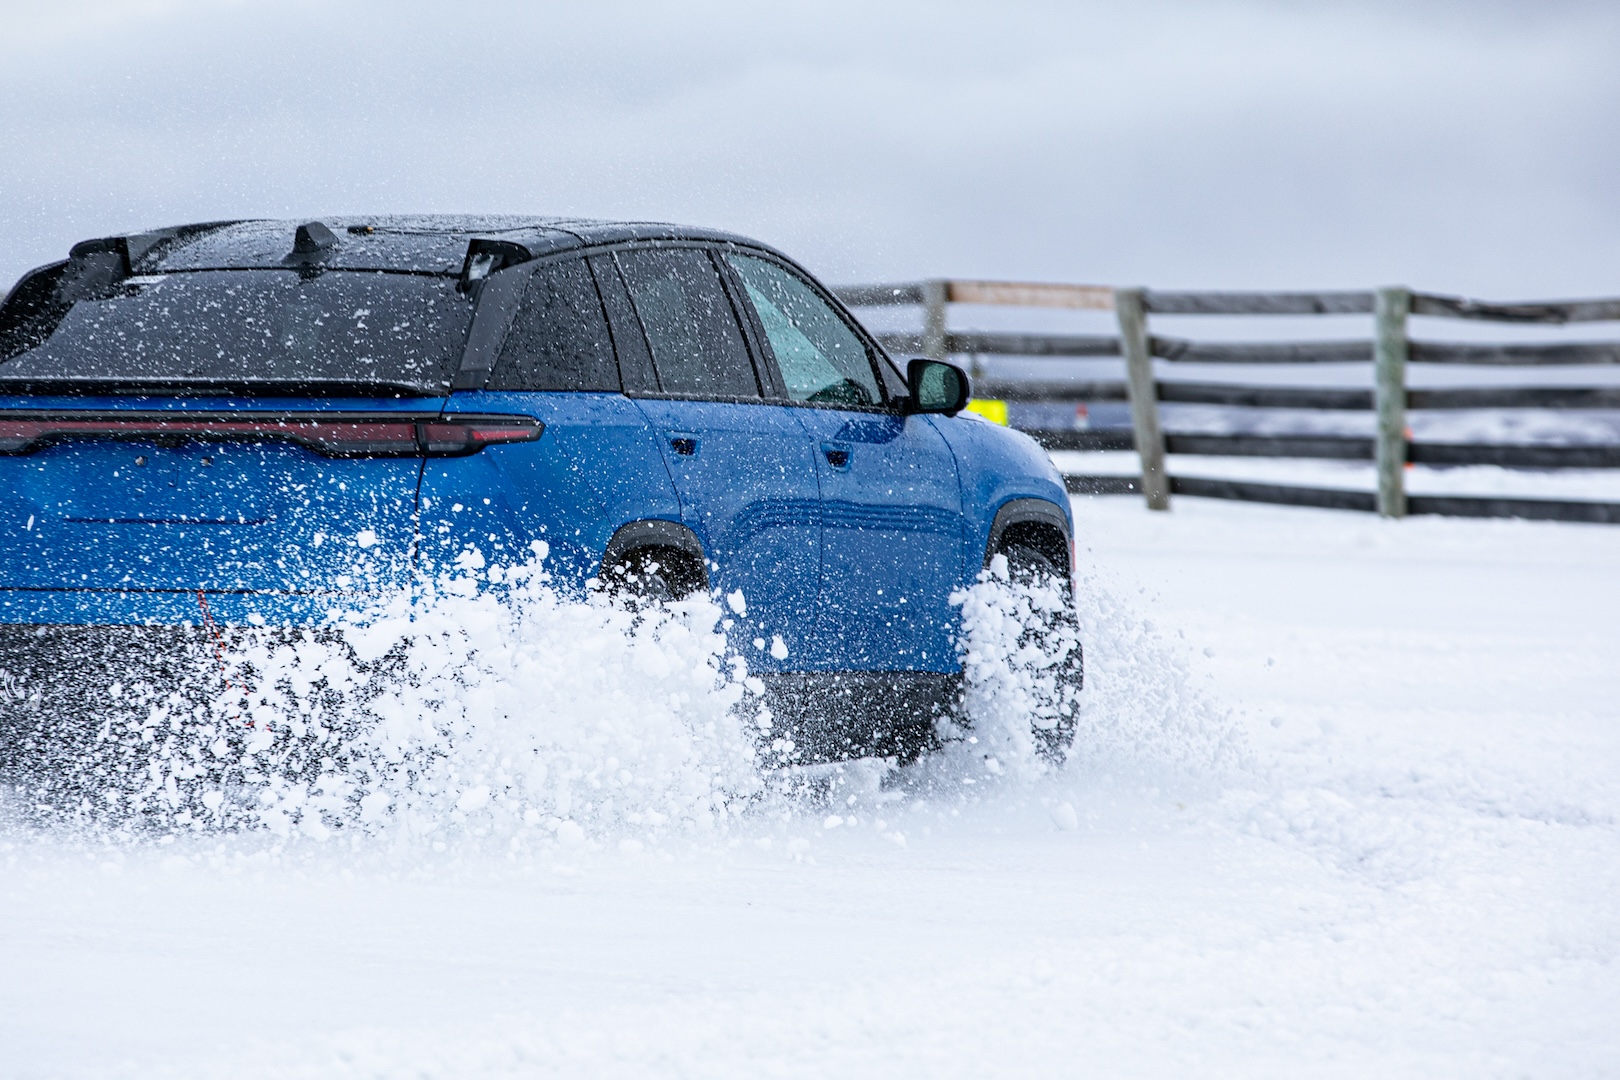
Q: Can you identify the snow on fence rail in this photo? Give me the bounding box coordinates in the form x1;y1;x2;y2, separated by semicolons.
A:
832;280;1620;524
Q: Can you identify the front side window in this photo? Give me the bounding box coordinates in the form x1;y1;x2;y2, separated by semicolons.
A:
616;248;759;399
726;253;882;408
489;258;619;392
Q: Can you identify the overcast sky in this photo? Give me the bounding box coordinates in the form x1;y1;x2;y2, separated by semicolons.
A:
2;0;1616;298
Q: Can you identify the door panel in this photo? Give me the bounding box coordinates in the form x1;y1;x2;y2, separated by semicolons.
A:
633;397;822;662
607;246;822;667
720;251;967;673
792;409;964;672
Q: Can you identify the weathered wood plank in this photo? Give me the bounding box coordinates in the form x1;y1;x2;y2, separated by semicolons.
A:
1157;383;1372;410
1410;293;1620;324
874;332;925;355
1144;291;1374;315
969;378;1131;402
1169;477;1378;512
947;331;1121;357
1374;287;1410;518
1065;475;1141;495
1024;430;1137;451
921;280;948;363
945;280;1115;310
1151;337;1371;363
966;380;1620;412
1408;386;1620;410
1115;287;1171;511
833;283;925;307
1409;341;1620;365
1164;434;1374;460
1408;443;1620;469
1407;494;1620;523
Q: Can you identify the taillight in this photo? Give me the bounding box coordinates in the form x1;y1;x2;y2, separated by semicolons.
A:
416;416;543;456
0;413;542;458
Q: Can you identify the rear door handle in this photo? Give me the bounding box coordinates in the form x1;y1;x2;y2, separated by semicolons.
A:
822;442;851;470
668;434;699;456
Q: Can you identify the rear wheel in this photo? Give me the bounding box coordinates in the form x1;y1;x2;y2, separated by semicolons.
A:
998;540;1083;761
601;546;707;607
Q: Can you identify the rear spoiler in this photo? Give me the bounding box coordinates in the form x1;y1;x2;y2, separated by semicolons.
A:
458;238;532;292
0;222;244;361
68;220;246;278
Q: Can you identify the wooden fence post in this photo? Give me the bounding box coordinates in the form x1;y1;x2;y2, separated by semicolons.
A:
1114;287;1171;510
1374;286;1410;518
921;279;948;362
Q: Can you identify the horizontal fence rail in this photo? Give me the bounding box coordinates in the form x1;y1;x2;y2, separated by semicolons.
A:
834;279;1620;524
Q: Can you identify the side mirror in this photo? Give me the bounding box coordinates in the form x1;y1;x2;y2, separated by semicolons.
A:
906;358;972;416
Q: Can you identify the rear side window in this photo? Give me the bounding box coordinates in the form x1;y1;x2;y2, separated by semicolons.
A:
489;259;619;392
615;248;759;399
0;269;472;395
726;253;883;407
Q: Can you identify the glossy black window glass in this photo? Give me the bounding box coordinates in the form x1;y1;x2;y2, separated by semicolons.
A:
615;248;759;399
0;269;472;394
489;259;619;392
726;253;882;407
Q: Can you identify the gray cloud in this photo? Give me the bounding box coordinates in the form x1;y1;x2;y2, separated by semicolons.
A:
2;0;1616;296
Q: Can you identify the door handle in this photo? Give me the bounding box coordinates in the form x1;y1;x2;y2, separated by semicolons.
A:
669;435;699;456
822;442;851;470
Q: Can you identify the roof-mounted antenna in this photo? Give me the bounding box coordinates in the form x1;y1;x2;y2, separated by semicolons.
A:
293;221;338;255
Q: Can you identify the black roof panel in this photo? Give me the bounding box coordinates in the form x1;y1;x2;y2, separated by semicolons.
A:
135;215;770;274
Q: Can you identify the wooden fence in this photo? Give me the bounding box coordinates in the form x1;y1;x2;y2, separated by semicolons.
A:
833;280;1620;524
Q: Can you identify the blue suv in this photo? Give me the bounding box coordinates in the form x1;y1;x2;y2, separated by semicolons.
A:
0;216;1075;767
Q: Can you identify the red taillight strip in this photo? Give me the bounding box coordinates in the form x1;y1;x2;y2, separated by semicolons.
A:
417;416;544;456
0;413;541;458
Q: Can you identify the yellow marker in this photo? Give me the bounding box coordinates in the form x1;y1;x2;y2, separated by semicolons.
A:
965;399;1008;425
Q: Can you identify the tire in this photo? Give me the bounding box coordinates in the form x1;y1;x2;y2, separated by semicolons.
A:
601;547;704;607
998;542;1083;761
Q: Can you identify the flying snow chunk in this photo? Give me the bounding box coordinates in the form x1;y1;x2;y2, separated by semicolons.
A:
455;786;491;813
557;820;586;847
355;529;379;549
359;792;391;822
1049;801;1080;831
770;635;789;660
726;590;747;616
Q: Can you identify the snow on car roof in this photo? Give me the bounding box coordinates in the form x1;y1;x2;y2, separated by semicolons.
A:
137;215;767;274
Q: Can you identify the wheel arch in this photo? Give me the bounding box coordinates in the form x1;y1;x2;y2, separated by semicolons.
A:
984;497;1072;573
601;519;710;592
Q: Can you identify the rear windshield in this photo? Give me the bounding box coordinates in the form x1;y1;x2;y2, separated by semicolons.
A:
0;269;472;395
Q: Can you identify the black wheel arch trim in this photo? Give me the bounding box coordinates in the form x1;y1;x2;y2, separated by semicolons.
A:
984;497;1072;569
602;519;710;585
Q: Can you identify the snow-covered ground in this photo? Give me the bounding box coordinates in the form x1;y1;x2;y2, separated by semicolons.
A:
3;496;1618;1078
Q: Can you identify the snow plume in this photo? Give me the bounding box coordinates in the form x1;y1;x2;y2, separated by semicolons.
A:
944;557;1245;789
949;554;1084;780
1066;566;1249;778
6;551;767;851
3;546;1248;852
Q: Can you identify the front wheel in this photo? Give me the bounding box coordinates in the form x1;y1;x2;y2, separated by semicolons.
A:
997;542;1083;761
